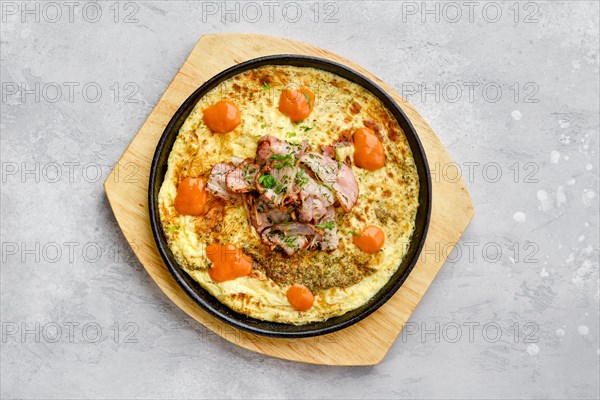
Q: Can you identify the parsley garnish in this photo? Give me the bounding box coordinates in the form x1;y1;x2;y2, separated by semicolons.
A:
270;154;293;169
244;166;257;181
299;125;312;132
316;221;335;230
295;169;309;186
283;236;299;248
258;174;276;189
286;132;296;137
261;82;270;90
166;226;180;232
303;92;312;106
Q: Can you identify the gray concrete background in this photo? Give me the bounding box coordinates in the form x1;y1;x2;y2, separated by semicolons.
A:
1;1;599;399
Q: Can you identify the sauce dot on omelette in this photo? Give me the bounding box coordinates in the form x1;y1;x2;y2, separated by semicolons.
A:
202;100;242;133
353;127;385;171
286;284;315;311
174;177;208;216
206;243;253;282
278;88;315;122
353;226;385;253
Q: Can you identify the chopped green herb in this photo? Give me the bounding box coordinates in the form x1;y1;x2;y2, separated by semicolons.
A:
299;125;312;132
260;123;266;129
349;230;360;236
261;82;270;90
258;174;276;189
274;184;286;194
270;153;293;169
296;169;309;186
244;166;257;181
316;221;335;230
283;236;299;248
166;226;180;232
303;92;312;105
269;154;289;161
286;131;296;137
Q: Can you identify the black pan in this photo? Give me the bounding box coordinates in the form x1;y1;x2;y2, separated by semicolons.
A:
149;55;431;338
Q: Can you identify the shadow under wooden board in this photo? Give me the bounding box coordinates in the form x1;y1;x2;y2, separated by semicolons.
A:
104;33;474;366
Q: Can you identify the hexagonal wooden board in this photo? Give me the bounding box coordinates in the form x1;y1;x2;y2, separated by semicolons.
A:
104;33;474;365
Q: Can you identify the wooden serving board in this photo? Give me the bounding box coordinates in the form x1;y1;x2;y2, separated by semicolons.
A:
104;34;474;366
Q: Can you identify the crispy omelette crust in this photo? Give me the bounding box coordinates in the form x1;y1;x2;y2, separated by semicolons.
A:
158;65;419;324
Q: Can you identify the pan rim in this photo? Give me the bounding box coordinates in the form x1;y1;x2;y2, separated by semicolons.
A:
148;54;432;338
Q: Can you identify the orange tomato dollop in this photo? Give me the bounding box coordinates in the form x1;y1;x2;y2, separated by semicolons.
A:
202;100;241;133
278;88;315;122
353;127;385;171
174;177;208;216
286;284;315;311
206;243;253;282
352;225;385;253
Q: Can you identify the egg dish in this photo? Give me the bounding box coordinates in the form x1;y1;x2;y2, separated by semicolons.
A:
158;65;419;324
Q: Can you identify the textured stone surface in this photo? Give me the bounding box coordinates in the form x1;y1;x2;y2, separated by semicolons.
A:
1;1;598;399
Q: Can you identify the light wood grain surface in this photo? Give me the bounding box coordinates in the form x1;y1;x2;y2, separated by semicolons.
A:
103;33;474;366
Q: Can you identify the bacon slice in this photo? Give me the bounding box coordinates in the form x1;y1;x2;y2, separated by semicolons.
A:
260;223;315;255
245;196;291;235
207;162;241;202
308;207;339;251
254;136;308;209
296;172;335;223
255;164;298;209
333;162;360;212
321;145;335;159
226;159;260;193
256;135;307;165
299;152;338;185
299;152;359;212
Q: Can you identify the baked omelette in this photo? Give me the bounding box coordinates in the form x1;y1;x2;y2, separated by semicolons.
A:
158;65;419;324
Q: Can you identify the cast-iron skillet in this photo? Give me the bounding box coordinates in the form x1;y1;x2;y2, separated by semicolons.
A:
149;55;431;338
